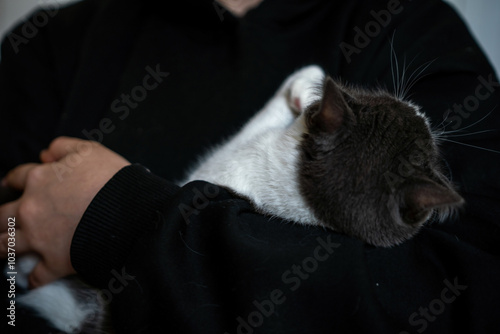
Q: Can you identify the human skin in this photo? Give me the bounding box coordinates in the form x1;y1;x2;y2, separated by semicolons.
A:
0;137;130;287
216;0;264;16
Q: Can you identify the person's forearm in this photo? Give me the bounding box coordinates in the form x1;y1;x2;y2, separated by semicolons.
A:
71;163;179;287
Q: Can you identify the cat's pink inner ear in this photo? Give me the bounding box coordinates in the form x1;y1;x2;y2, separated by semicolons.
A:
293;97;301;111
401;178;464;225
314;78;350;132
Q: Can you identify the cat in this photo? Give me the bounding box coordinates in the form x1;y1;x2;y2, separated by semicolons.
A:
185;65;464;246
14;65;464;333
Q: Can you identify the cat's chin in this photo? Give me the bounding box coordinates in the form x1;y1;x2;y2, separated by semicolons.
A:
322;212;431;248
355;226;424;248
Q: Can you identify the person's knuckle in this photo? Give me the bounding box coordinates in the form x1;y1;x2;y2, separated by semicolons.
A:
52;136;68;146
18;197;40;222
76;140;94;156
25;166;46;186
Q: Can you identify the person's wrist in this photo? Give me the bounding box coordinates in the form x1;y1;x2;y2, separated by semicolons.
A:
70;164;179;287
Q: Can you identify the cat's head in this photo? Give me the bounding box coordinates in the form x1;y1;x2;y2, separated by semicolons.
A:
299;77;464;247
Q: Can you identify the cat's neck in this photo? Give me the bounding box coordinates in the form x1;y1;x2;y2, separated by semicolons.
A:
230;117;320;226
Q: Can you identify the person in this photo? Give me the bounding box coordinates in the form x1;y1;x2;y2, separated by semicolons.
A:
1;0;499;333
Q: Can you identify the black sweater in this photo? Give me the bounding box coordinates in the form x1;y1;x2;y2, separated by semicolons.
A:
1;0;500;333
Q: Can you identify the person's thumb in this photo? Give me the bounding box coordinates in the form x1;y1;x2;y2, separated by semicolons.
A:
40;136;95;163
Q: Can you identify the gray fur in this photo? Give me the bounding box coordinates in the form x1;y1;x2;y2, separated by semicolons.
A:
298;77;464;247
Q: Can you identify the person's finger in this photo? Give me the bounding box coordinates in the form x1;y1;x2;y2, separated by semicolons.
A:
3;163;39;190
28;260;60;288
0;229;30;258
0;201;18;233
39;149;57;163
42;136;94;162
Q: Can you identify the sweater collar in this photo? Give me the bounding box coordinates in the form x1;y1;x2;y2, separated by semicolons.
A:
144;0;332;28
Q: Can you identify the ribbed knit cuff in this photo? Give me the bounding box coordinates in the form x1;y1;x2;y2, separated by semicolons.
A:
70;164;179;287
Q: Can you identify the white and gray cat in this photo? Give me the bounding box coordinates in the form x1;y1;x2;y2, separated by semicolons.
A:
14;65;464;333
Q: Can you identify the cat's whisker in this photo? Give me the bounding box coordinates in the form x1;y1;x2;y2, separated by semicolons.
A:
433;118;453;133
390;34;400;99
397;52;423;100
389;33;395;95
439;129;497;138
433;108;496;141
432;120;453;136
398;55;407;100
435;109;495;135
432;134;448;141
388;34;436;101
432;110;499;153
438;138;500;154
398;55;416;100
398;54;418;100
400;59;436;100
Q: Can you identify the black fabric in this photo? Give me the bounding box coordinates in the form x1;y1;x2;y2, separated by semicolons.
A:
1;0;499;333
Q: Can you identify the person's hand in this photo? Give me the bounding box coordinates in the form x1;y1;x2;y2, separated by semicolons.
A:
0;137;130;287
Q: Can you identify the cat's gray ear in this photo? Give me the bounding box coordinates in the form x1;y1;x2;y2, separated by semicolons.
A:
309;77;354;132
399;177;464;225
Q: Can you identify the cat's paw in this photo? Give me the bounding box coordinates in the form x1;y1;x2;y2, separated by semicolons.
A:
286;66;324;115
